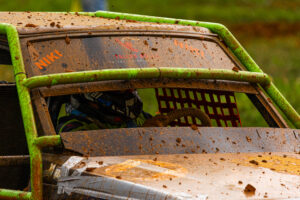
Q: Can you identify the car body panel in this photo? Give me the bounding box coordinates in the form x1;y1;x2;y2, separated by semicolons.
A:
44;152;300;200
60;127;300;156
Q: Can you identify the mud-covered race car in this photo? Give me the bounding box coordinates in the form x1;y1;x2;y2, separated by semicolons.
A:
0;11;299;200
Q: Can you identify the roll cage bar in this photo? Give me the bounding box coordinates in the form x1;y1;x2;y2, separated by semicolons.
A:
0;11;299;200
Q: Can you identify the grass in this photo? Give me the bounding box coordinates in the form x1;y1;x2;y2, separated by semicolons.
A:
0;0;71;11
108;0;300;24
1;0;300;24
242;36;300;112
235;36;300;127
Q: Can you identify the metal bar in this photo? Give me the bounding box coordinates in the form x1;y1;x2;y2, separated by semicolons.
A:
33;135;61;148
0;189;31;200
39;79;258;97
90;11;299;128
249;88;289;128
0;155;30;166
22;68;270;89
265;83;300;128
0;23;41;200
31;89;56;135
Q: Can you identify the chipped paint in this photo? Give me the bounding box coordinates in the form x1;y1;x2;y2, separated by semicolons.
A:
55;156;205;200
104;159;188;181
44;153;300;199
234;155;300;175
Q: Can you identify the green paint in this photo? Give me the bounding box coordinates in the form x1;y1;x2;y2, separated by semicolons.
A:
0;23;41;200
0;189;31;200
34;135;62;148
22;68;270;89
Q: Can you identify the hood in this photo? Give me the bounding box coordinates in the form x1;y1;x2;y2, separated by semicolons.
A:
44;152;300;200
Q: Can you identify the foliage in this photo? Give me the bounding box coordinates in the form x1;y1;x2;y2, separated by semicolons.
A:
0;0;71;11
108;0;300;24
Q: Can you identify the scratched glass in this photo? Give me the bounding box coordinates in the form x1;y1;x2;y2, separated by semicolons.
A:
26;36;237;76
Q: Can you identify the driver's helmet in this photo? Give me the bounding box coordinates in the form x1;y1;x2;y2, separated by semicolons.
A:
70;90;143;125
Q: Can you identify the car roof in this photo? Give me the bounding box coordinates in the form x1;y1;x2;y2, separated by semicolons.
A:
0;12;212;35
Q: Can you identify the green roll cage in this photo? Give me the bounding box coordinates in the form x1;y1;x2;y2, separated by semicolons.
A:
0;11;299;200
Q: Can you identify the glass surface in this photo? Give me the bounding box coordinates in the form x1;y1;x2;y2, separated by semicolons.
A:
27;35;236;76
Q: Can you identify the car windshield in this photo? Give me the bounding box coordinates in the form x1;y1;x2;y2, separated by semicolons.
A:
26;35;236;76
23;34;275;135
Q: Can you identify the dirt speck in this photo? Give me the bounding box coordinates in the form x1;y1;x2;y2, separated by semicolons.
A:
65;36;70;44
238;180;243;184
97;161;103;165
183;156;188;159
153;157;157;161
50;22;55;27
162;185;167;188
246;136;252;142
151;48;158;51
190;124;198;130
116;175;122;179
176;138;181;143
126;19;136;23
243;184;256;196
86;167;96;172
261;160;267;163
232;66;239;72
249;160;259;165
25;23;37;28
220;157;225;161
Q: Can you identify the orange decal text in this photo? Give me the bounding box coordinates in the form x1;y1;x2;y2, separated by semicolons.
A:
174;39;204;58
34;49;63;71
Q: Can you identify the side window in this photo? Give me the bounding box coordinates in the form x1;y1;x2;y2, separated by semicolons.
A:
0;43;15;82
0;48;12;65
0;40;30;190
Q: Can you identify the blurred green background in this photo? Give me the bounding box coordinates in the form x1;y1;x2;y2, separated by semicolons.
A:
0;0;299;126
